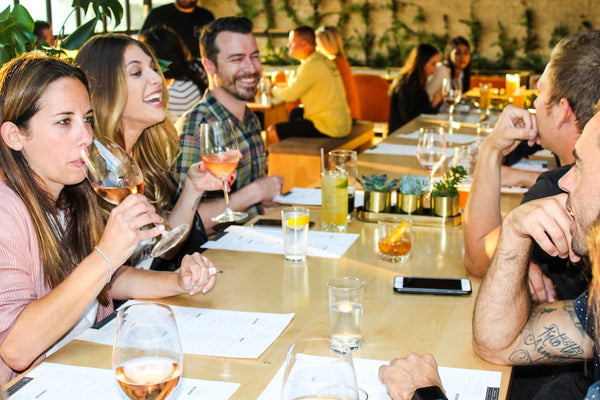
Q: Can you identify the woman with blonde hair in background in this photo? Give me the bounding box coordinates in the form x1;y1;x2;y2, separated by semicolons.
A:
0;52;216;382
315;26;361;121
75;34;224;271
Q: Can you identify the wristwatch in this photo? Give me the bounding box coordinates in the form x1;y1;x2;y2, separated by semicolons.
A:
411;386;448;400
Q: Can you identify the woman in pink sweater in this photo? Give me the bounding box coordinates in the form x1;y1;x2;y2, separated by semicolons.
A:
0;53;217;382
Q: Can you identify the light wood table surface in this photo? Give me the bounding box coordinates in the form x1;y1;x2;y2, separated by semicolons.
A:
37;205;511;399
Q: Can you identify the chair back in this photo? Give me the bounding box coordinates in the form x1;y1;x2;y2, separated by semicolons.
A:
353;74;390;122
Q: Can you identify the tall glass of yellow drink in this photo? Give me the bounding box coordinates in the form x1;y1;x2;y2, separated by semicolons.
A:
321;170;348;231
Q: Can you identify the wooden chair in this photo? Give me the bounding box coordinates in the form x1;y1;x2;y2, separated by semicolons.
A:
353;74;391;136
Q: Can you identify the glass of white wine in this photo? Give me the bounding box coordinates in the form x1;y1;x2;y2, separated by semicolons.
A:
82;139;189;258
199;121;248;223
113;302;183;400
281;338;361;400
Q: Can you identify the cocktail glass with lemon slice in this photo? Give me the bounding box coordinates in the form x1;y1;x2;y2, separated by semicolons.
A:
321;170;349;232
281;207;310;261
377;219;412;262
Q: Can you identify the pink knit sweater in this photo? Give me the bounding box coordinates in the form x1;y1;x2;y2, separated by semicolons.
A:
0;181;113;382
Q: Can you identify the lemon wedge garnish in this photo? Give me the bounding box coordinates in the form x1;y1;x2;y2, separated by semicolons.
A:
287;215;309;227
387;221;410;242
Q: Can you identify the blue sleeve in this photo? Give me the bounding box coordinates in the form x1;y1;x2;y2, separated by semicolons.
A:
584;382;600;399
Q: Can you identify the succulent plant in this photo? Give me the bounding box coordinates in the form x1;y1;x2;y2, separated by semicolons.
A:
357;174;399;192
398;174;429;195
431;165;468;197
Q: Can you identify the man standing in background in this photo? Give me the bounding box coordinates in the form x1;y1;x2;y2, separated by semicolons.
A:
141;0;214;58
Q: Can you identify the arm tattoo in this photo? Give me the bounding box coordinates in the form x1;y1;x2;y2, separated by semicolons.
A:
508;303;586;364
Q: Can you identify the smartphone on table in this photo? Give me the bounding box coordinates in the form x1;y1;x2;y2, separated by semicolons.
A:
393;276;472;295
252;218;316;229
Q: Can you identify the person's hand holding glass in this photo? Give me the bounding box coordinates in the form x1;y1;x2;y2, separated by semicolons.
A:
82;139;189;258
199;121;248;223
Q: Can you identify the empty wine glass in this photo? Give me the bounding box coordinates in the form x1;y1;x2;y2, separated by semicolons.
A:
441;78;462;129
113;303;183;400
416;127;447;200
281;338;361;400
82;139;189;258
199;121;248;223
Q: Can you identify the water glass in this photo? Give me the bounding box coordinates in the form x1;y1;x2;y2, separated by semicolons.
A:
281;338;359;400
281;207;310;262
476;120;495;145
377;219;412;263
327;277;365;350
329;150;358;218
321;170;348;232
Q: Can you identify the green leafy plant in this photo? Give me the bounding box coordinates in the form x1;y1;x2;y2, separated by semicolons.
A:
398;174;429;195
431;166;467;197
0;0;123;66
357;174;399;192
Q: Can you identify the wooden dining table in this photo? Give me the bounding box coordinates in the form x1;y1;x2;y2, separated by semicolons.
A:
9;114;523;399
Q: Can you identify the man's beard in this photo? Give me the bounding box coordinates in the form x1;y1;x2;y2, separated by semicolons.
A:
220;73;260;101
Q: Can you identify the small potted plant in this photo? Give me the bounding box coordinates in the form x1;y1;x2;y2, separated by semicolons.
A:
431;166;467;217
398;174;429;214
357;174;399;213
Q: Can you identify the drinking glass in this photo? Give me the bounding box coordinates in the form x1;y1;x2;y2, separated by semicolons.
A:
441;78;462;128
82;139;189;258
199;121;248;223
113;303;183;400
416;127;447;191
327;277;365;350
281;338;359;400
328;150;358;219
281;207;310;262
321;170;349;232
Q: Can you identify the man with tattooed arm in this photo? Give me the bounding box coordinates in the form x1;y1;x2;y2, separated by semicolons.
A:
472;110;600;399
379;111;600;400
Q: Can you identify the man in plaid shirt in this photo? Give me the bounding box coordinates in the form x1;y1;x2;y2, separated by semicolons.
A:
175;16;283;234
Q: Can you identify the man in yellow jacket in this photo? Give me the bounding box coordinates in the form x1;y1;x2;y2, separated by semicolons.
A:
271;26;351;140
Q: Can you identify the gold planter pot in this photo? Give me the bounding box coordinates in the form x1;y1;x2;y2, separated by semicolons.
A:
399;193;423;215
432;196;459;218
364;191;392;213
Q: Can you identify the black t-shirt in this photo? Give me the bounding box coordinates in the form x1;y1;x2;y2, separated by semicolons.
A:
521;164;590;299
141;4;214;58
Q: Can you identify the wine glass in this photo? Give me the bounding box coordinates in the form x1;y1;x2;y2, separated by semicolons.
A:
416;127;447;195
113;302;183;400
199;121;248;223
281;338;361;400
82;139;190;258
441;78;462;129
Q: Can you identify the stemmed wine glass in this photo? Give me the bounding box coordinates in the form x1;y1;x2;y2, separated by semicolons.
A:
281;338;362;400
416;127;447;196
113;302;183;400
199;121;248;223
441;78;462;129
82;139;189;258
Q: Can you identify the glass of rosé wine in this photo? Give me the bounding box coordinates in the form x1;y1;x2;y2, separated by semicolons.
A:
113;302;183;400
199;121;248;223
81;139;189;258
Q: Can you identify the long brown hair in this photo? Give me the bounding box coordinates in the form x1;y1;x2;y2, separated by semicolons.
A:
0;52;108;304
390;44;439;96
75;34;180;213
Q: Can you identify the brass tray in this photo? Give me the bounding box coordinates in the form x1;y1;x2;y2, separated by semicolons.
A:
356;207;462;227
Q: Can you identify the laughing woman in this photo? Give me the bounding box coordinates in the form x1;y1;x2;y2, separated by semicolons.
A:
75;34;224;271
0;52;216;382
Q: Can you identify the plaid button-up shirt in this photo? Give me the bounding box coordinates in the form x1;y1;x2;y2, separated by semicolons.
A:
174;91;266;219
